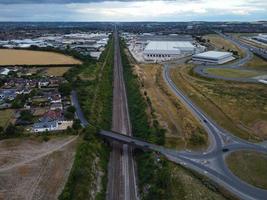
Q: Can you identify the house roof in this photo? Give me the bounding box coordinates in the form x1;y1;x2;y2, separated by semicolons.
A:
33;120;58;129
42;110;62;121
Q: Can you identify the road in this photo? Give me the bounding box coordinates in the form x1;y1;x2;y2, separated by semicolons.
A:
71;90;89;127
71;30;267;199
161;35;267;199
194;31;267;83
100;31;267;199
106;27;138;200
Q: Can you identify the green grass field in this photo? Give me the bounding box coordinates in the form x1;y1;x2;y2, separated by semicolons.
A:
226;151;267;190
205;68;262;78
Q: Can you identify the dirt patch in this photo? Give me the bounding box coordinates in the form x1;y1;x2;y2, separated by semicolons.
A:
0;136;78;200
0;49;81;66
251;120;267;138
134;64;208;150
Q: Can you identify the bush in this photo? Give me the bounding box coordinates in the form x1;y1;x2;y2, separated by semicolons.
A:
59;35;113;200
19;110;34;122
120;39;171;199
59;82;72;96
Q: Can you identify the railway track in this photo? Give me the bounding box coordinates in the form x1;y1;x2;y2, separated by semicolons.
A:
106;27;138;200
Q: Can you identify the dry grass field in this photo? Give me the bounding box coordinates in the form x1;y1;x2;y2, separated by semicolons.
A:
170;64;267;141
226;151;267;190
0;49;81;66
134;64;208;150
0;109;14;128
246;55;267;70
44;67;71;76
204;34;245;57
204;68;262;78
169;163;226;200
0;136;78;200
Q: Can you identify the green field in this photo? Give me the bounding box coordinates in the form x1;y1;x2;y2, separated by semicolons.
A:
205;68;262;78
226;151;267;190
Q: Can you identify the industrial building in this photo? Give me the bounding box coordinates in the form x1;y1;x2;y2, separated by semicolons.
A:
252;34;267;44
143;41;196;61
192;51;235;64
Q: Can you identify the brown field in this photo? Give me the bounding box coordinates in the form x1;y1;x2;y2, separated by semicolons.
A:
204;34;245;57
0;109;14;128
246;55;267;70
0;136;78;200
226;151;267;190
0;49;81;66
44;67;71;76
170;64;267;141
169;163;226;200
134;64;208;150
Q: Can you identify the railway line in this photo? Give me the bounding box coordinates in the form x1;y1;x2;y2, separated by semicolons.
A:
106;27;138;200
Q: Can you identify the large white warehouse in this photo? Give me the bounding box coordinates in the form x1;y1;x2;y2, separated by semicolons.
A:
143;41;195;61
192;51;235;64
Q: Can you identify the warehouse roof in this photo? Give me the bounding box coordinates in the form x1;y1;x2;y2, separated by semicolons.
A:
193;51;232;60
145;41;194;51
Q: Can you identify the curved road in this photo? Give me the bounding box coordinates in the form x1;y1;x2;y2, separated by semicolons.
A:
72;31;267;200
162;33;267;199
194;31;267;83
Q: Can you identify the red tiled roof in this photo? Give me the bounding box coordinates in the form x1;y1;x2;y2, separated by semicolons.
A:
43;110;62;120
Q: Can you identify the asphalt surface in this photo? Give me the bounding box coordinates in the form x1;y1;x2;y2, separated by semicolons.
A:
100;32;267;200
194;31;267;83
71;90;89;127
106;28;138;200
72;31;267;199
162;64;267;199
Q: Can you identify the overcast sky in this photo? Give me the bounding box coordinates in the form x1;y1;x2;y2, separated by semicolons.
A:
0;0;266;21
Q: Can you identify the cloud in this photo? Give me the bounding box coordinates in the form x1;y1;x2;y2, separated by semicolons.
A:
0;0;266;21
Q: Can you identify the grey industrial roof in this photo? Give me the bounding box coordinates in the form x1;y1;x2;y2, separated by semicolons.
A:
145;41;194;50
193;51;232;60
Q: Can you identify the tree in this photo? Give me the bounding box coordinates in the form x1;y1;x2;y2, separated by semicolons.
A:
5;124;18;135
19;110;34;122
64;111;74;120
0;126;4;134
72;119;82;130
67;106;76;113
59;82;72;96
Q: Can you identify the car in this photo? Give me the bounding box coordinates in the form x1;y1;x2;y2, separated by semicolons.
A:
203;119;207;123
222;148;229;152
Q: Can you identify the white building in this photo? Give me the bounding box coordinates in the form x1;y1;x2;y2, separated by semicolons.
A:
0;68;10;76
192;51;235;64
32;120;73;133
143;41;196;61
